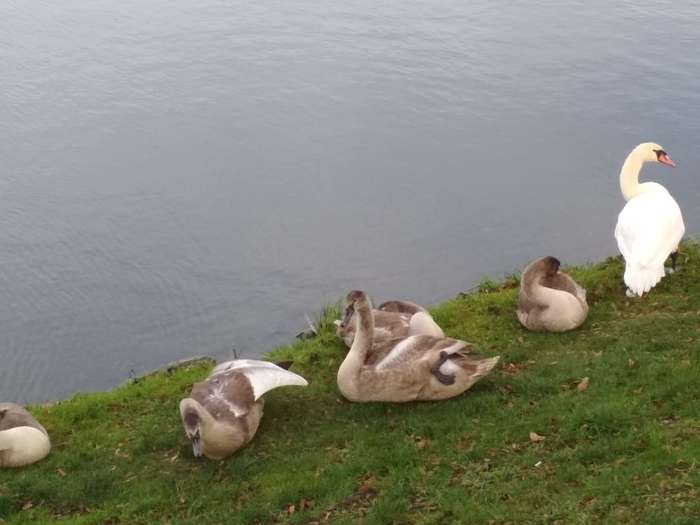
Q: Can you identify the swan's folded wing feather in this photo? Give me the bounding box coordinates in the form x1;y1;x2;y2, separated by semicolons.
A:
615;192;685;269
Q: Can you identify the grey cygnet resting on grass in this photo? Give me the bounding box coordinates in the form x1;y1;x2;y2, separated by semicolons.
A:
0;403;51;468
517;256;588;332
336;290;499;403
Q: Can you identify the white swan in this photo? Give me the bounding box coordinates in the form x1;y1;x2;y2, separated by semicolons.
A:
179;359;307;460
614;142;685;297
0;403;51;468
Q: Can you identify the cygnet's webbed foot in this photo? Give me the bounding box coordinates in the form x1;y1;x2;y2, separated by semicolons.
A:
431;351;456;386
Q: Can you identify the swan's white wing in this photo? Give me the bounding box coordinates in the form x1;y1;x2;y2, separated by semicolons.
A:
615;191;684;268
211;359;308;401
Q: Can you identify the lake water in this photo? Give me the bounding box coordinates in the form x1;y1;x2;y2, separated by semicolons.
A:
2;1;699;402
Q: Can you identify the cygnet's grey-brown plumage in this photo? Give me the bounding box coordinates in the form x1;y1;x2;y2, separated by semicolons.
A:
0;403;51;468
336;298;444;347
179;359;307;460
336;291;499;403
517;256;589;332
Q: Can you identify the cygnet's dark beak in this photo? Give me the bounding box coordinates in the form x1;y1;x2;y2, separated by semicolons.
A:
339;306;354;328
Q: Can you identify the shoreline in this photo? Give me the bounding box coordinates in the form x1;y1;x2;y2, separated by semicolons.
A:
3;244;699;523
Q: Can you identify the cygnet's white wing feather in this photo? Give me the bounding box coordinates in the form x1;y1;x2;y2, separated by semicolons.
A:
212;359;283;375
212;359;308;401
615;189;684;294
408;312;444;338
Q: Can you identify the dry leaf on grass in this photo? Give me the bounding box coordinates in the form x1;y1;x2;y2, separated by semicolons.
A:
577;377;590;391
529;432;545;443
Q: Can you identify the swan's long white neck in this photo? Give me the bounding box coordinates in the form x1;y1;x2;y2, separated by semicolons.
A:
620;144;667;200
620;147;647;201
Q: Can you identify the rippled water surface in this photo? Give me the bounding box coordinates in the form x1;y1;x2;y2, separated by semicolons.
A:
2;1;700;401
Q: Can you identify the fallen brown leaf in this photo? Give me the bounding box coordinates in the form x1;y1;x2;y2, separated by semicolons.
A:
56;468;67;477
498;384;514;396
357;475;377;494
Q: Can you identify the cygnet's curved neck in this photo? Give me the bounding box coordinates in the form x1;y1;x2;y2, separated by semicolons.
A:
620;147;647;201
343;304;374;370
527;276;559;305
184;399;215;430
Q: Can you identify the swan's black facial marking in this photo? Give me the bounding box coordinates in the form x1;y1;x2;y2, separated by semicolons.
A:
654;149;676;167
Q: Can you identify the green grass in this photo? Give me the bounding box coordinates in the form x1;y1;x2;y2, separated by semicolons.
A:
2;245;700;524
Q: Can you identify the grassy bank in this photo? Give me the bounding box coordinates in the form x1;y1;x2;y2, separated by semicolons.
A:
1;245;699;524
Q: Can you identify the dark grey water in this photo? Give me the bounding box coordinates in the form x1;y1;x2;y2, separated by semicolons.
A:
2;1;700;402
